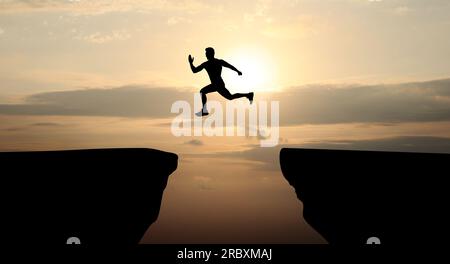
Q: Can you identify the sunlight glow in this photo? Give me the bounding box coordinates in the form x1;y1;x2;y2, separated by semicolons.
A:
223;49;277;93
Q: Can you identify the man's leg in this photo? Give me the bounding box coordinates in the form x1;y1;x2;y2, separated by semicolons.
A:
197;84;216;116
218;87;254;104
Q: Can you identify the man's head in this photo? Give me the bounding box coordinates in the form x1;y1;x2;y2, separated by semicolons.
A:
205;47;215;60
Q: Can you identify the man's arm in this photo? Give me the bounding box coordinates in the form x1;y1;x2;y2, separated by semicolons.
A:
221;60;242;75
189;55;204;73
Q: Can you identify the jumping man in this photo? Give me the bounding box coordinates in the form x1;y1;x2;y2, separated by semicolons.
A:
189;47;254;116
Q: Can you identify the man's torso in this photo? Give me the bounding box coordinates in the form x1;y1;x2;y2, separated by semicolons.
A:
203;59;224;85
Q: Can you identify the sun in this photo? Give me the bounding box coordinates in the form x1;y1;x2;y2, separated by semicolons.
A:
222;49;276;93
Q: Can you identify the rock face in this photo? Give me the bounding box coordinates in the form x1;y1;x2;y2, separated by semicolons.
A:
1;148;177;246
280;148;448;245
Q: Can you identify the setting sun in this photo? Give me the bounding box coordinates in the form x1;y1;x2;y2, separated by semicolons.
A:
223;49;277;93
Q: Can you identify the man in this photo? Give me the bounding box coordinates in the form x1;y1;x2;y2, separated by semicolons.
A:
189;47;254;116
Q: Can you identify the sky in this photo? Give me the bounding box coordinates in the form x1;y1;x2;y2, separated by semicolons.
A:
1;0;450;243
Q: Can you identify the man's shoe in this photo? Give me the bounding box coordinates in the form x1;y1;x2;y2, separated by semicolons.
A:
195;110;209;117
248;92;254;104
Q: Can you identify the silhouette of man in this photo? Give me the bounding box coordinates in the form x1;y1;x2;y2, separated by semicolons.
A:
189;47;254;116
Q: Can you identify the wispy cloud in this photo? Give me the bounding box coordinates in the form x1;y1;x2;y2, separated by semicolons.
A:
3;127;23;132
30;122;63;127
74;30;131;44
261;15;322;40
243;0;271;23
184;139;204;146
193;176;214;190
0;0;210;15
196;136;450;171
2;121;65;132
299;136;450;153
167;16;192;26
391;6;412;16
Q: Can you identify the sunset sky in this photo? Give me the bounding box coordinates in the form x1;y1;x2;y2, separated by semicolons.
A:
1;0;450;243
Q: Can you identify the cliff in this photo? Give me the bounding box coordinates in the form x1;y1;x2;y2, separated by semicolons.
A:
1;148;177;246
280;148;448;245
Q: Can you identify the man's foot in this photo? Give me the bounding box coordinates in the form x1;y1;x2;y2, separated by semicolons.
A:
248;92;254;104
195;110;209;117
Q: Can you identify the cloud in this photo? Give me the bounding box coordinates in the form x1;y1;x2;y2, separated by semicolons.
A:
30;122;63;127
276;78;450;125
167;16;192;26
261;15;322;40
0;85;191;117
184;139;204;146
300;136;450;153
239;0;324;39
3;127;23;132
391;6;412;16
199;136;450;171
193;176;214;190
0;78;449;125
187;144;281;171
74;30;131;44
0;0;210;15
243;0;271;23
2;122;64;132
0;27;4;35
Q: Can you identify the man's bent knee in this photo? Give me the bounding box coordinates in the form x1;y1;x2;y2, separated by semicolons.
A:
200;88;211;94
